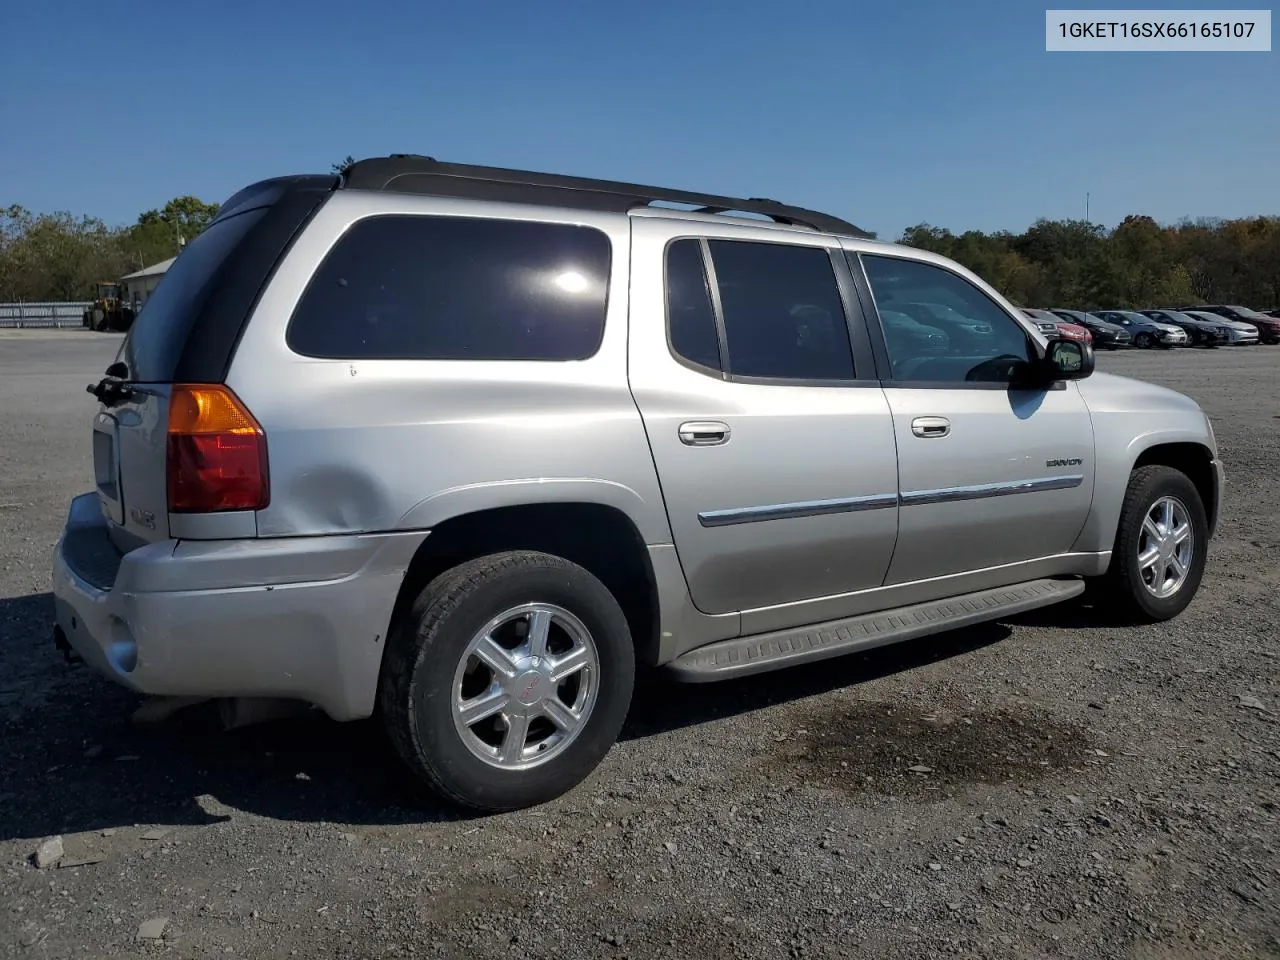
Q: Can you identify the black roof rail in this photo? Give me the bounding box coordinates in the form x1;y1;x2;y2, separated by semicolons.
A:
339;154;871;238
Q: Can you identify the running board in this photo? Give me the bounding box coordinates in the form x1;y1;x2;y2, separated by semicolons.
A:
666;577;1085;682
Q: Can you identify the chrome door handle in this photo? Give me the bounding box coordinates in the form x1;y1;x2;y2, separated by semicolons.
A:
911;416;950;438
678;421;731;446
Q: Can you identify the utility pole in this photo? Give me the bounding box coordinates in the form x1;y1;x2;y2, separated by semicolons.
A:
1085;192;1090;225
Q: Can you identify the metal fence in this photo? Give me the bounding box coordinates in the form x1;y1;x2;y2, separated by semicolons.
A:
0;302;92;329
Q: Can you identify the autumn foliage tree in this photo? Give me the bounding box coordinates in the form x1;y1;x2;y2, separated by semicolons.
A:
2;192;1278;308
899;214;1280;309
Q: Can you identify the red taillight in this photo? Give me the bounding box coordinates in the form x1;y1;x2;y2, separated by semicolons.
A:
166;384;269;513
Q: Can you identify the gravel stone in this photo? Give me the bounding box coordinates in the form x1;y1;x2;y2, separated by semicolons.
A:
33;835;63;868
1;335;1277;958
136;919;167;941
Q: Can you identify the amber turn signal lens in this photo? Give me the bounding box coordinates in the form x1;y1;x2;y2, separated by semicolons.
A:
168;384;262;436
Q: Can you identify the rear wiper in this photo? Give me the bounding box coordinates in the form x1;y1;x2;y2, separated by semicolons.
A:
87;377;136;406
86;361;135;406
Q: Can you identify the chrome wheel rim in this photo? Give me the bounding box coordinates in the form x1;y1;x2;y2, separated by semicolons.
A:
451;603;599;771
1137;496;1194;599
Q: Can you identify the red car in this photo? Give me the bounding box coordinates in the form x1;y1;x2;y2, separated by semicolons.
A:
1055;321;1092;343
1021;308;1093;345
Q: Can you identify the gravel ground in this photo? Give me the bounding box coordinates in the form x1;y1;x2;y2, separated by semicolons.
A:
1;332;1277;959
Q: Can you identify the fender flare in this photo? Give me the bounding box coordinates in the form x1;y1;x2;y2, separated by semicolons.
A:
394;476;674;546
1072;427;1218;555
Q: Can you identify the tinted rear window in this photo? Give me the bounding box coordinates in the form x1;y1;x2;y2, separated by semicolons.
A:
708;239;855;381
119;208;267;382
286;215;612;361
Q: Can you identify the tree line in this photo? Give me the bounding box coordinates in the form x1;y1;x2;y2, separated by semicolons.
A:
2;189;1277;309
0;196;219;303
899;214;1280;310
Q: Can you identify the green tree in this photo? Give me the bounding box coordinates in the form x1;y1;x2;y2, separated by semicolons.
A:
0;206;126;301
119;196;220;271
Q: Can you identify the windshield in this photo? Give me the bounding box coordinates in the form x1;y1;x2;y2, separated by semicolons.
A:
1226;305;1267;318
1022;309;1059;322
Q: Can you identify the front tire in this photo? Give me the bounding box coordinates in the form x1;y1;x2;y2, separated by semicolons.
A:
380;551;635;813
1134;332;1153;349
1092;465;1208;623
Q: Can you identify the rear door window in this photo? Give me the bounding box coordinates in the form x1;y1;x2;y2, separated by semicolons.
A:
286;215;612;361
707;240;856;381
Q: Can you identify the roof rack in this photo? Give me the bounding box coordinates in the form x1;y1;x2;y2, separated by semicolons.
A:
339;154;871;238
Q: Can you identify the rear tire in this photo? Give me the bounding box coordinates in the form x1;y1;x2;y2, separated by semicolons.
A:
379;551;635;813
1090;466;1208;623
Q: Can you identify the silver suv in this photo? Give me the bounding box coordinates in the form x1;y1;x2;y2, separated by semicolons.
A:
52;156;1224;812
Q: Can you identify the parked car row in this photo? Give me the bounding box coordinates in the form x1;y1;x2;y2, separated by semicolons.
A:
1018;304;1279;349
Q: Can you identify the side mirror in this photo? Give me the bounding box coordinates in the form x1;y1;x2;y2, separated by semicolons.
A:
1041;337;1094;382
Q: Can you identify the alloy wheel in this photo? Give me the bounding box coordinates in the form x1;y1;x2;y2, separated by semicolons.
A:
1136;496;1194;599
451;603;599;771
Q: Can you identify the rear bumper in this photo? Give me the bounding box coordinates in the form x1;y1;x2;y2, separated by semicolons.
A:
51;493;427;720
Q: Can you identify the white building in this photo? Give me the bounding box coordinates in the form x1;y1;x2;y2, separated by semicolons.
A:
119;257;174;312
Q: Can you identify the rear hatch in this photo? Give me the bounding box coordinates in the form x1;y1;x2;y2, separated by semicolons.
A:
90;177;335;554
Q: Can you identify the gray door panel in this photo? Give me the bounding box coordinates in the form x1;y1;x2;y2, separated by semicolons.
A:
850;247;1097;585
627;218;901;620
883;385;1095;583
637;380;901;614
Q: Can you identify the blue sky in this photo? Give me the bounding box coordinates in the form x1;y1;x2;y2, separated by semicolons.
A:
2;0;1276;240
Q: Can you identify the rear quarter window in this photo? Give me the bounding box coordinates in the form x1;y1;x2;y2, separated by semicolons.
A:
286;215;612;361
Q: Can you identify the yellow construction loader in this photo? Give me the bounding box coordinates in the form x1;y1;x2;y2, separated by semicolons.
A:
82;283;136;331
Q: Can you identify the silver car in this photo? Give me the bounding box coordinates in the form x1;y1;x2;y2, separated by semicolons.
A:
1178;310;1260;345
1091;310;1189;349
51;156;1224;812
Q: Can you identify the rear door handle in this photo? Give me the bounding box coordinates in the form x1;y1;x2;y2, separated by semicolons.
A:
679;421;731;446
911;416;951;438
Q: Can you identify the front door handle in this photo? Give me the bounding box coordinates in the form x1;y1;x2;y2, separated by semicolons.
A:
911;416;951;438
679;421;731;446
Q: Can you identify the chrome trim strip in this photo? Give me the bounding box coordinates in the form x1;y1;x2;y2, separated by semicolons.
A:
697;493;898;528
697;475;1085;527
899;474;1085;506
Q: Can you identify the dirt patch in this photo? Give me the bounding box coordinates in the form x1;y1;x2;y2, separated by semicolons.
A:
763;699;1096;799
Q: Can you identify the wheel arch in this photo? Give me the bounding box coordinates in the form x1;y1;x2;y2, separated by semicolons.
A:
1072;431;1220;556
380;500;664;691
1131;441;1219;537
